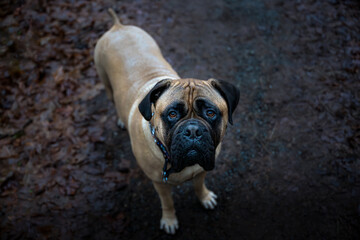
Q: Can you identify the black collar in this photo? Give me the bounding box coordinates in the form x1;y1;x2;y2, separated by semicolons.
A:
149;118;172;183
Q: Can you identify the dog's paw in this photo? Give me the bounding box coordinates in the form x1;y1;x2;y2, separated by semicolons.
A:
200;191;217;210
160;217;179;234
117;119;125;130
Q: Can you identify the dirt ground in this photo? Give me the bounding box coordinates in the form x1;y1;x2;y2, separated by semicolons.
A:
1;0;359;239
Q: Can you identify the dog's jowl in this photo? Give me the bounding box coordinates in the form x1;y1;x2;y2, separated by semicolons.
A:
94;9;239;234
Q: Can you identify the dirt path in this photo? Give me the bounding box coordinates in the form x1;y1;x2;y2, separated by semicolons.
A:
1;0;359;239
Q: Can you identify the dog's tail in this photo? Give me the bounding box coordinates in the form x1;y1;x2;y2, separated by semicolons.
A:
108;8;122;27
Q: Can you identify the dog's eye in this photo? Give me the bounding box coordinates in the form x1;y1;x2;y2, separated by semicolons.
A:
168;111;177;119
206;110;216;118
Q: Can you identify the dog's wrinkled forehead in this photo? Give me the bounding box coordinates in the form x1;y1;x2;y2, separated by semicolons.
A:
155;79;227;112
138;78;239;124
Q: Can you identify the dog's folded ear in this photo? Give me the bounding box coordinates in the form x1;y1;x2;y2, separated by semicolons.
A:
138;79;171;121
209;78;240;125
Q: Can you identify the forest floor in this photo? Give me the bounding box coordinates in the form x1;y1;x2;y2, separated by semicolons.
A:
1;0;359;239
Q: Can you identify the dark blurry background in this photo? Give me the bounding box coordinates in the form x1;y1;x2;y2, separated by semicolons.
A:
0;0;359;239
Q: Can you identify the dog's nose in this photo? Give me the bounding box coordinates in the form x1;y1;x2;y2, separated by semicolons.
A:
184;123;202;139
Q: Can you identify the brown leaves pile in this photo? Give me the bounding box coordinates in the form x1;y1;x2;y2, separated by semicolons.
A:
0;1;130;234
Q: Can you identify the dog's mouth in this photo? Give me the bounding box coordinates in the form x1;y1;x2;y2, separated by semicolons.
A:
167;120;216;173
187;149;198;157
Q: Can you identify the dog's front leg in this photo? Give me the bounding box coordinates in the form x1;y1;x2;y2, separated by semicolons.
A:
153;181;179;234
193;171;218;209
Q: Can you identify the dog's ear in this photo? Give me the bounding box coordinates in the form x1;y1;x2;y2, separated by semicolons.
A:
138;79;171;121
209;78;240;125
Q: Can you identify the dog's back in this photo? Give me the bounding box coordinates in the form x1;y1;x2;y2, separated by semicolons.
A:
94;9;178;128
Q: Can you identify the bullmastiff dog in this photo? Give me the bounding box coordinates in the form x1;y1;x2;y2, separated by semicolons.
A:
94;9;240;234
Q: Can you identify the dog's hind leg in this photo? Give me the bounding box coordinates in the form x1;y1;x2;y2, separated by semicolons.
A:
97;66;114;102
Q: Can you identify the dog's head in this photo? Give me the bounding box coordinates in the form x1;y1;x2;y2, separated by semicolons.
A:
139;78;239;174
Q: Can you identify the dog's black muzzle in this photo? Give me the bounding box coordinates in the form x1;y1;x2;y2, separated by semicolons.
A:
169;119;215;173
